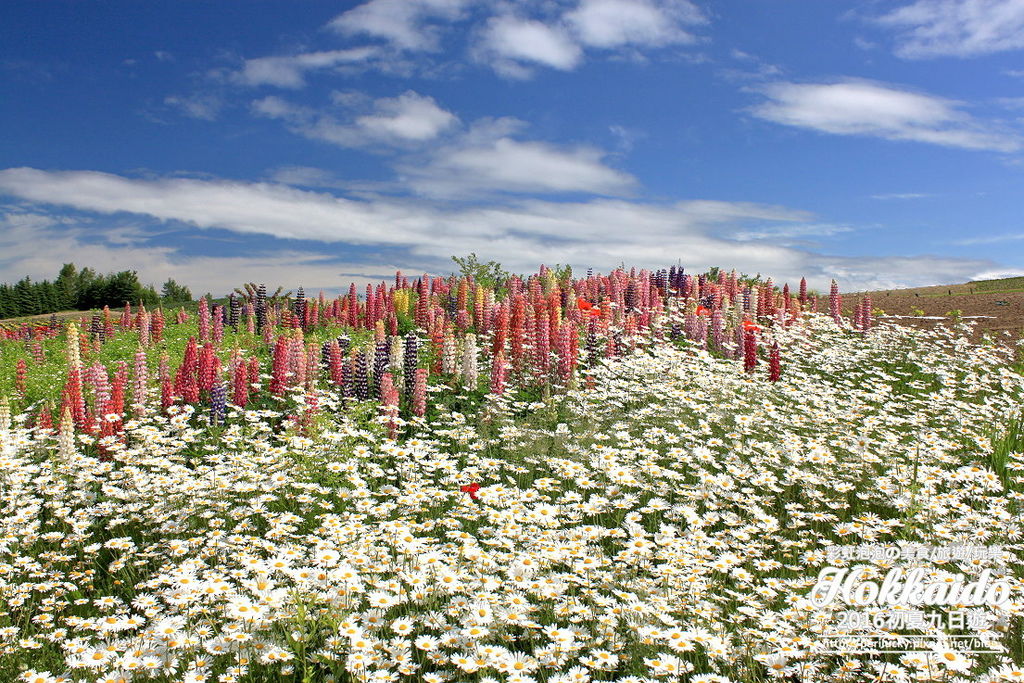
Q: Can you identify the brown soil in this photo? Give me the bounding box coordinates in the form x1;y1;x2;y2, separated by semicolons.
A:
841;281;1024;343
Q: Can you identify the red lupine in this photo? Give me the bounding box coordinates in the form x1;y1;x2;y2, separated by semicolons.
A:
768;341;781;381
743;328;758;373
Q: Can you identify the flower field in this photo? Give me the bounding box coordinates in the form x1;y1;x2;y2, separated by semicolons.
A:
0;266;1022;683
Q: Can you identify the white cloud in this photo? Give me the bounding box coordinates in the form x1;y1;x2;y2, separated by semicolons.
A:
164;93;224;121
0;211;406;297
730;222;855;243
566;0;703;49
0;167;1006;292
399;118;636;197
234;48;379;88
253;91;458;148
751;79;1021;152
355;91;459;141
327;0;471;51
476;15;583;76
874;0;1024;59
871;192;934;200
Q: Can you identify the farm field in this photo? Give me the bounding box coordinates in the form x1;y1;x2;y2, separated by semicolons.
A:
849;277;1024;342
1;266;1023;682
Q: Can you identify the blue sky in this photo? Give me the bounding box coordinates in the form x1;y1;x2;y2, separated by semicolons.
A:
2;0;1023;295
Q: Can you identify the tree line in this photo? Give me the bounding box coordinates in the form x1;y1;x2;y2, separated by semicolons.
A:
0;263;193;320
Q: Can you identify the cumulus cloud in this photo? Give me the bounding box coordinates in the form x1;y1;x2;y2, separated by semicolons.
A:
0;167;1007;292
327;0;471;51
473;1;705;77
751;79;1021;152
163;93;224;121
253;90;458;148
233;48;380;88
566;0;703;48
0;210;404;296
398;118;636;197
475;15;583;77
873;0;1024;59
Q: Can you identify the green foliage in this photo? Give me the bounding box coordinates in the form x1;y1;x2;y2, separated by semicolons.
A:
972;276;1024;291
161;278;193;304
451;253;511;290
0;263;160;320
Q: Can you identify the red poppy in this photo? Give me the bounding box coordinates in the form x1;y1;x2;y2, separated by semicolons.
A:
742;319;761;332
577;298;593;311
696;305;710;316
460;482;481;500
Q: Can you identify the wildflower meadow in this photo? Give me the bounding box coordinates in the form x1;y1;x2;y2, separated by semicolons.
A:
0;265;1022;683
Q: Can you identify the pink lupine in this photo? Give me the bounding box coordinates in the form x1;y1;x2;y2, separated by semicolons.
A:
152;309;165;342
30;339;44;365
379;371;400;438
139;311;151;347
198;297;211;342
306;343;319;392
248;357;261;393
160;352;173;412
412;367;428;417
232;358;249;408
830;280;842;325
132;347;148;414
556;325;575;384
269;336;290;397
490;351;507;395
15;358;26;398
799;277;807;305
328;340;344;388
863;294;872;331
213;307;224;343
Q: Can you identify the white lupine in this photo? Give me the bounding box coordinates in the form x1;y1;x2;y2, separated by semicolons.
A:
461;333;478;389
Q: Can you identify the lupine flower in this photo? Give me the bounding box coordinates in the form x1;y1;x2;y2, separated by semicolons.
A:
462;333;479;390
198;297;211;343
743;328;758;373
269;336;290;397
412;367;428;417
829;279;842;325
232;358;249;408
15;358;27;398
768;341;781;382
210;382;226;425
132;347;148;414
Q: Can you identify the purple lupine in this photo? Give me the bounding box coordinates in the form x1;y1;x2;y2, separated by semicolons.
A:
210;382;226;425
403;331;419;399
373;339;389;399
229;293;240;329
255;284;267;333
354;351;370;401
